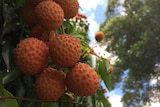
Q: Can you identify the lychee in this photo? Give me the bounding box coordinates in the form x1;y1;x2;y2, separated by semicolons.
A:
65;62;99;96
35;1;64;31
28;25;44;38
21;1;37;26
95;31;105;42
49;34;81;68
35;67;66;101
40;30;55;46
28;0;52;6
14;37;49;75
54;0;79;19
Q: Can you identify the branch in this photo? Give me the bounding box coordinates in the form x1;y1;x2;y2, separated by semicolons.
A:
0;96;89;106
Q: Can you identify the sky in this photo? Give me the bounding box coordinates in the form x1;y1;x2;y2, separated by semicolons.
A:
77;0;123;107
78;0;107;43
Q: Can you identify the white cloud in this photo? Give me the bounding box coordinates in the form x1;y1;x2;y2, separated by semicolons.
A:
143;102;160;107
78;0;105;11
109;94;123;107
78;0;108;41
150;103;160;107
87;13;99;41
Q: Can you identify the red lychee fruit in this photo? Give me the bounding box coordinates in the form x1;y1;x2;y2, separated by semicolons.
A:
35;67;66;101
28;25;44;38
28;0;52;6
40;30;55;46
95;31;105;42
49;34;81;68
21;1;37;26
35;1;64;31
54;0;79;19
65;62;99;96
14;37;49;75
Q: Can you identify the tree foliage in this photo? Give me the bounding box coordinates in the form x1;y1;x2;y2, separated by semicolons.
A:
100;0;160;106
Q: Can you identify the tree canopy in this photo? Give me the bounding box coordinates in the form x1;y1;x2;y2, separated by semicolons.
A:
0;0;113;107
100;0;160;106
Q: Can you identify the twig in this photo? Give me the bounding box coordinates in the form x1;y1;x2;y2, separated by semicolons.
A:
61;24;66;34
0;96;89;106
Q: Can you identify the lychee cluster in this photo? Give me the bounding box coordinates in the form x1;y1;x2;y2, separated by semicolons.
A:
14;0;99;102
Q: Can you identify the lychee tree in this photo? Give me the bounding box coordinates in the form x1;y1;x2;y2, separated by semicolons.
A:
0;0;112;107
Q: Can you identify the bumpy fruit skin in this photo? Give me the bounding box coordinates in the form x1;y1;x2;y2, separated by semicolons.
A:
95;31;105;42
28;25;44;38
14;38;49;75
22;1;37;26
28;0;52;6
40;30;55;46
54;0;79;19
35;1;64;31
49;34;81;68
35;67;66;101
65;62;99;96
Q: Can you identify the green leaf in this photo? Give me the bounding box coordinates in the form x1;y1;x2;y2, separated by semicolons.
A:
97;90;111;107
0;71;3;91
0;89;19;107
41;102;56;107
15;0;25;9
2;42;10;72
98;58;111;90
2;67;21;85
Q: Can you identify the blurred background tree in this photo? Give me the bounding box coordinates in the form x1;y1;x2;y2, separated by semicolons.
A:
100;0;160;106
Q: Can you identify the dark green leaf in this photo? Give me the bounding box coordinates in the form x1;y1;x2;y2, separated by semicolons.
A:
41;102;57;107
97;90;111;107
2;67;21;85
98;58;111;90
15;0;25;9
0;89;19;107
2;42;10;71
0;71;3;91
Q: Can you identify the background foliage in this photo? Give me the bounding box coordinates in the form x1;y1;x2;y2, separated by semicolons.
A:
100;0;160;106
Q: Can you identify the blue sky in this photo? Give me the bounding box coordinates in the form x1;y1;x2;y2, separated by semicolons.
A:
78;0;108;43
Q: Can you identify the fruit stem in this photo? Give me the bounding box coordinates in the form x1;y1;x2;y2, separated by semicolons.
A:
61;24;66;34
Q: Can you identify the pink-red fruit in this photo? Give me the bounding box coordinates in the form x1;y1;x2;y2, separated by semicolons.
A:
28;0;52;6
35;67;66;101
35;1;64;31
54;0;79;19
95;31;105;42
14;37;49;75
22;1;37;26
49;34;81;68
65;62;99;96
